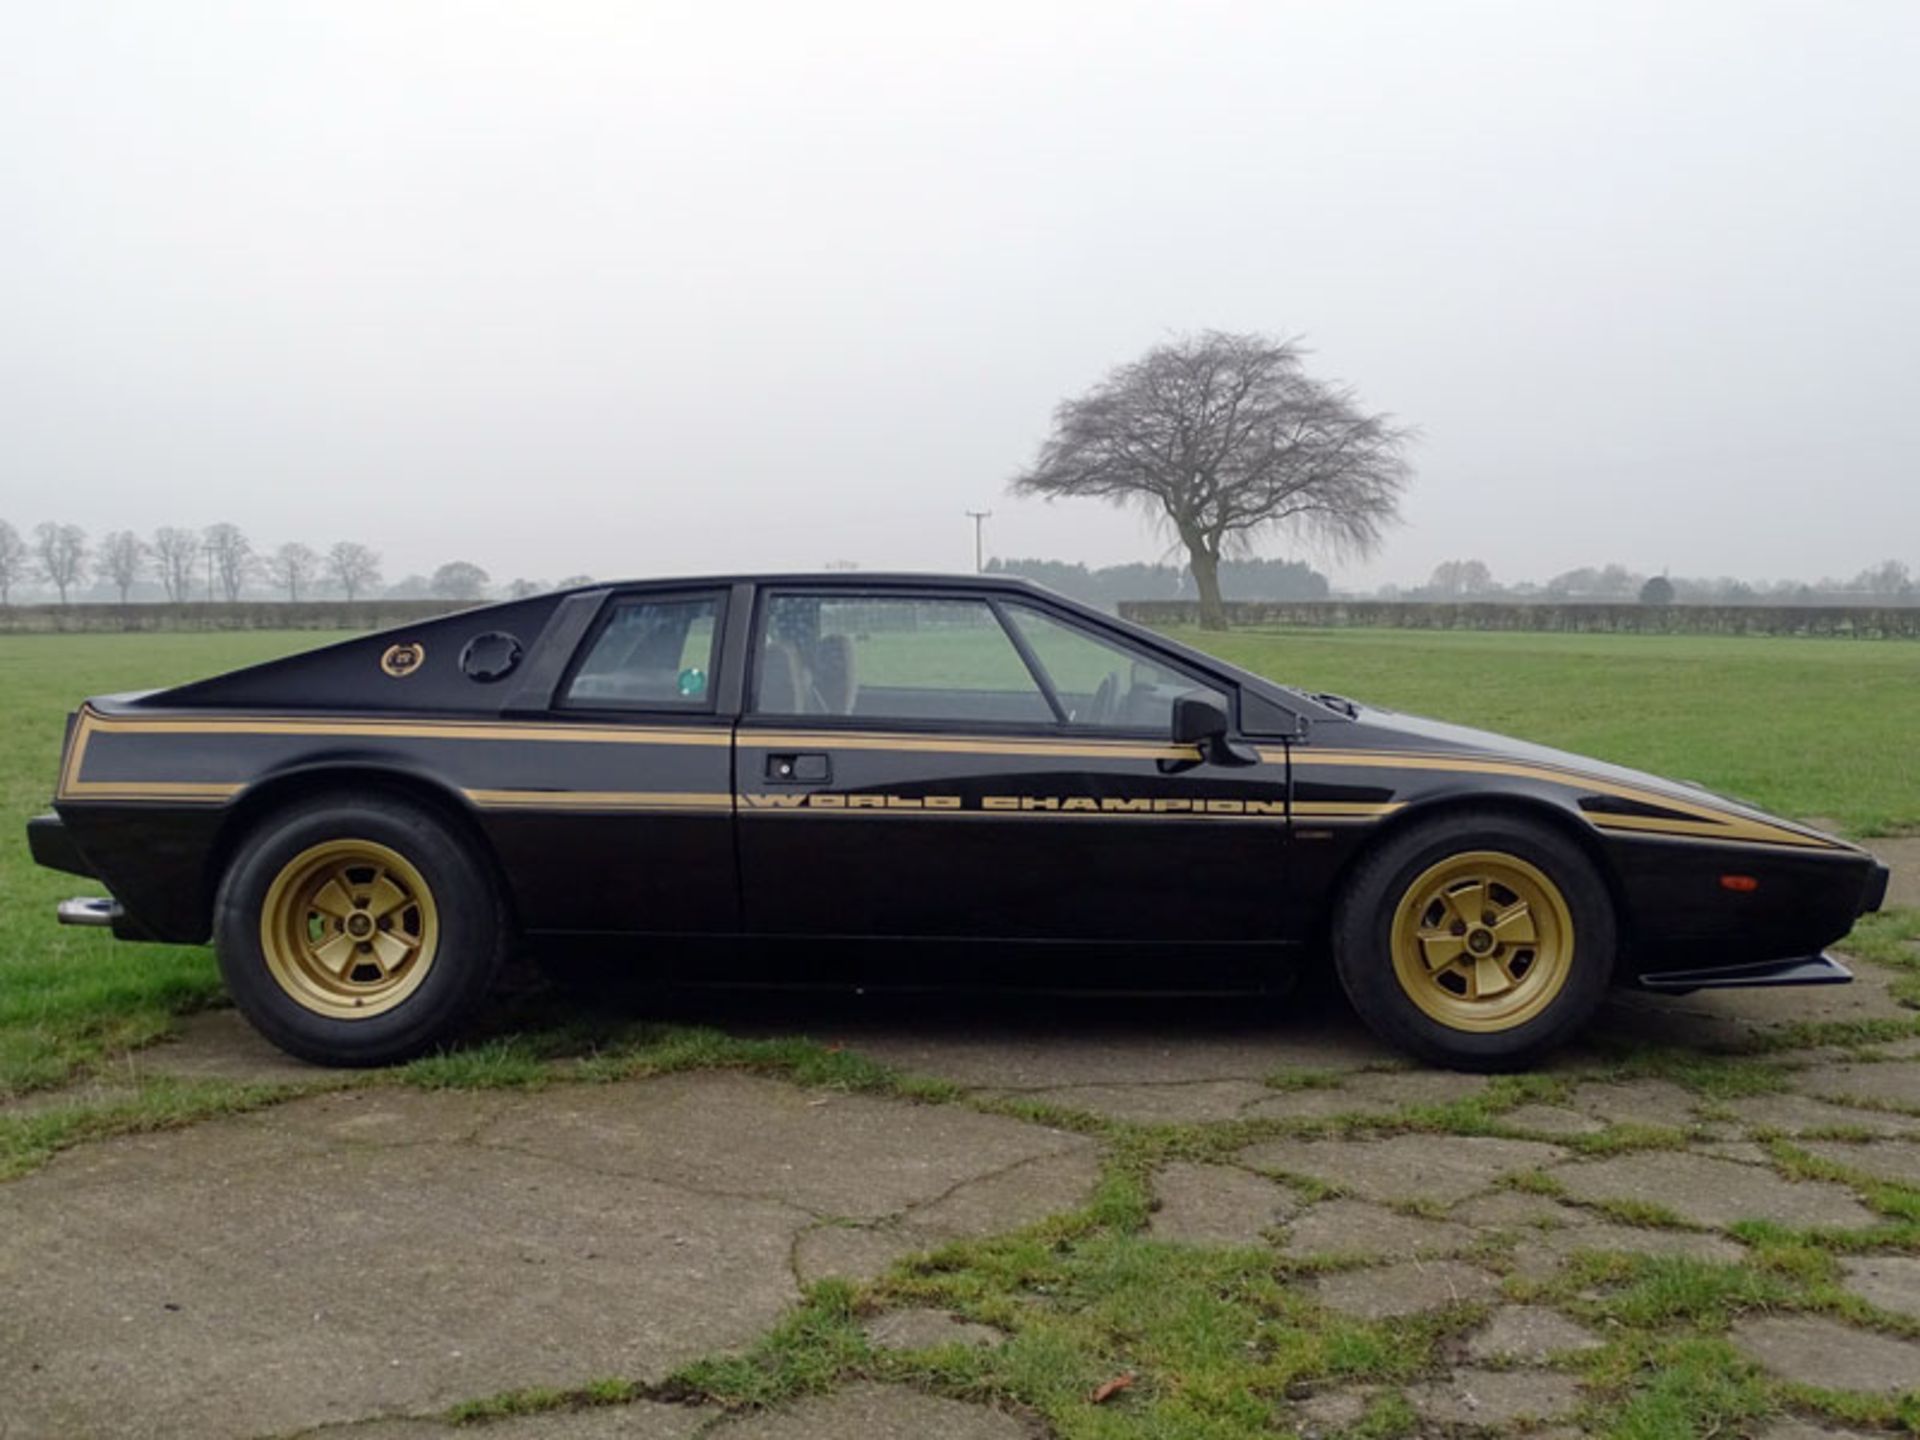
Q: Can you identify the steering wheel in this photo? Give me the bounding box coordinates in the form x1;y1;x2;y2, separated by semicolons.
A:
1087;670;1121;726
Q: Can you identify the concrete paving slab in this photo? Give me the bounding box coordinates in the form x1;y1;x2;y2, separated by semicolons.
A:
1839;1254;1920;1320
1149;1162;1299;1246
1555;1150;1876;1230
1405;1368;1582;1427
0;1099;803;1439
128;1008;333;1086
706;1383;1034;1439
1794;1061;1920;1111
1733;1314;1920;1393
477;1072;1092;1220
906;1149;1103;1238
1240;1134;1566;1205
0;1071;1095;1440
792;1224;932;1285
1313;1259;1501;1319
984;1078;1272;1124
329;1403;709;1439
1280;1198;1476;1259
1800;1138;1920;1186
1564;1078;1703;1129
835;1019;1392;1089
1464;1305;1603;1362
1726;1092;1920;1137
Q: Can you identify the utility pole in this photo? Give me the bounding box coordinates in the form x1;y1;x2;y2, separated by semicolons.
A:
964;509;991;574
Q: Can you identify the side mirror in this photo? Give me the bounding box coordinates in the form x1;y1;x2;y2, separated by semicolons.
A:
1170;691;1261;768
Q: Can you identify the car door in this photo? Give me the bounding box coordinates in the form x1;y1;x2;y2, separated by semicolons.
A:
482;587;740;937
734;586;1293;944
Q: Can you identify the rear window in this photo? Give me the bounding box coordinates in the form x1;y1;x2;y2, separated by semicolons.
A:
564;595;720;708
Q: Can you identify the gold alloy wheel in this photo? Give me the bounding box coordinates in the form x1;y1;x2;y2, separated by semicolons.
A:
259;839;439;1018
1388;850;1574;1033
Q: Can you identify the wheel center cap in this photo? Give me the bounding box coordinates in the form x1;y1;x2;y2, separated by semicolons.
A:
1465;927;1496;955
345;913;374;939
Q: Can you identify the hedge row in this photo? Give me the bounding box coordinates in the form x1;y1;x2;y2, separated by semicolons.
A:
1117;600;1920;638
0;600;473;634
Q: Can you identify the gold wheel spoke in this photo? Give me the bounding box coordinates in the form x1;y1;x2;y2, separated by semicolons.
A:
1490;901;1537;946
1471;955;1514;998
1416;928;1467;970
365;871;410;920
310;878;356;920
310;933;359;977
369;931;413;971
1441;881;1487;927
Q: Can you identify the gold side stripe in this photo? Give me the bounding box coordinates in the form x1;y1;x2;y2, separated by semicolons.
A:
1290;747;1837;851
743;730;1206;763
57;707;728;801
72;711;729;746
1586;813;1834;849
58;781;241;802
464;789;732;812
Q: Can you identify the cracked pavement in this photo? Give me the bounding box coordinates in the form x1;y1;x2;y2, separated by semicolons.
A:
5;950;1920;1438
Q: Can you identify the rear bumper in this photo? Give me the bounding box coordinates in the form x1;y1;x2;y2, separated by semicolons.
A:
1636;952;1852;994
27;813;94;878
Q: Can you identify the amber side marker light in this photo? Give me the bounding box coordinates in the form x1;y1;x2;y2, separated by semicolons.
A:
1720;874;1760;893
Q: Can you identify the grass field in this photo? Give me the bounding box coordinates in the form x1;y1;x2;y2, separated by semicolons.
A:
1163;625;1920;837
1;625;1915;1101
0;632;346;1094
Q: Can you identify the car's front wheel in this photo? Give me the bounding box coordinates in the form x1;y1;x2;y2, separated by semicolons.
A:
214;792;507;1066
1332;811;1616;1070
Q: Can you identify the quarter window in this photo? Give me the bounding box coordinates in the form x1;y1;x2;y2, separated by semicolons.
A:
1005;604;1225;731
753;594;1052;724
564;595;719;708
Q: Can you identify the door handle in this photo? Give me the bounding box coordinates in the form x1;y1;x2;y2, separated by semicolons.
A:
766;753;831;784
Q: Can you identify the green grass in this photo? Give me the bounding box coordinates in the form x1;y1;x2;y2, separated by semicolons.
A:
1161;625;1920;835
0;632;350;1097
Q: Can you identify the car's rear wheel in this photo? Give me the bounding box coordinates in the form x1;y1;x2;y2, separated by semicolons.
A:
1332;811;1615;1070
214;793;507;1066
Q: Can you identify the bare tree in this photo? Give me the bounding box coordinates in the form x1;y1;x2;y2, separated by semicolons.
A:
99;530;149;602
326;541;382;601
1010;331;1412;629
430;560;490;601
33;522;89;604
264;542;321;601
151;526;201;603
0;520;26;604
202;523;253;602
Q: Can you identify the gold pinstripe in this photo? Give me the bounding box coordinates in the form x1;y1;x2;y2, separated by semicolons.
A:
51;707;1842;851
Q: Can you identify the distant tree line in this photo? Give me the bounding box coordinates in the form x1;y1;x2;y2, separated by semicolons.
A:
1398;557;1920;608
0;518;596;606
986;556;1329;612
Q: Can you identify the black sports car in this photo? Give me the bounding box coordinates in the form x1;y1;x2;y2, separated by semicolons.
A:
28;574;1889;1069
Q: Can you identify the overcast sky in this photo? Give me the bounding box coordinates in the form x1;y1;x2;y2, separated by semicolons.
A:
3;1;1916;591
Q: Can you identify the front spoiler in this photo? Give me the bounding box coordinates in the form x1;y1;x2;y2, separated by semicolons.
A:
1636;953;1852;994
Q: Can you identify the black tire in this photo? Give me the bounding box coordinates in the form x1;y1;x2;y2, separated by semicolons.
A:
1331;809;1616;1071
213;792;508;1066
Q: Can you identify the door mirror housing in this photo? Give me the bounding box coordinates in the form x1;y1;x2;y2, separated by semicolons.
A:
1169;691;1261;768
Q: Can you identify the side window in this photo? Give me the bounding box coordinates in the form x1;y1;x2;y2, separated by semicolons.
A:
564;595;720;708
1005;604;1226;731
753;594;1053;725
